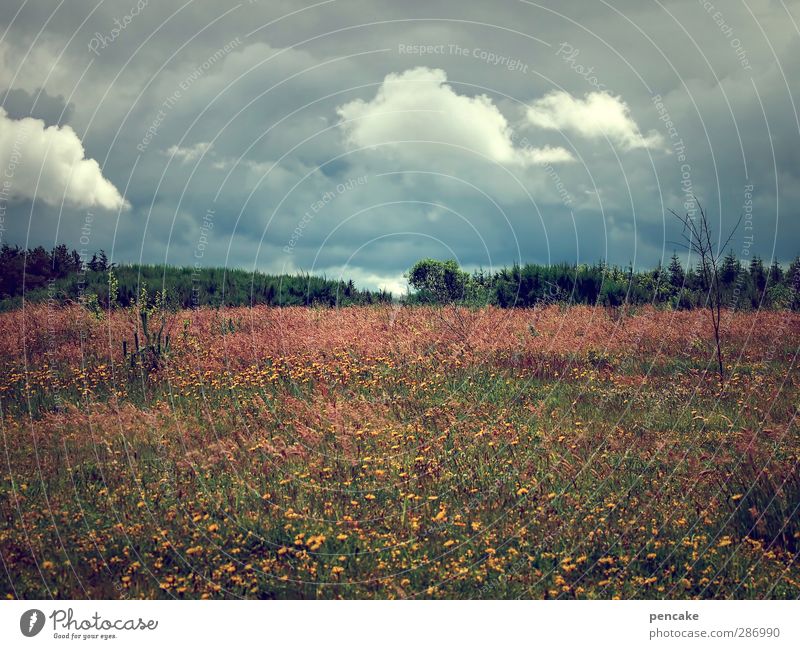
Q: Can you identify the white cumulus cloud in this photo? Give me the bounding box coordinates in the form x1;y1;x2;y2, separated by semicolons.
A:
0;107;128;210
526;91;664;150
336;67;574;166
165;141;213;164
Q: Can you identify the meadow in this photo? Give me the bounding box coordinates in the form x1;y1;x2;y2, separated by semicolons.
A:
1;303;798;599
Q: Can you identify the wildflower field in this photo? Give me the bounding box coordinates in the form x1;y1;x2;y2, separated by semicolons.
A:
1;304;798;599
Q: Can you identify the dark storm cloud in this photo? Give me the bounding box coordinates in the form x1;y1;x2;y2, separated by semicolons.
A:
1;86;73;124
1;0;798;290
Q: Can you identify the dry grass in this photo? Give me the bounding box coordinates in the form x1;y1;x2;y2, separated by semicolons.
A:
1;305;798;598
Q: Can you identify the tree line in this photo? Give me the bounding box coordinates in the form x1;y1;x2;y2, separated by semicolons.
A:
0;244;392;310
2;243;799;311
406;253;800;310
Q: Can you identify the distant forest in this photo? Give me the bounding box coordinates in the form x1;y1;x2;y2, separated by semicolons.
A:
1;243;799;311
0;244;392;310
471;254;800;310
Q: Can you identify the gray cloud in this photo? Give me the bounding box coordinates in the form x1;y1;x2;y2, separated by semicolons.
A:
1;86;73;124
1;0;798;289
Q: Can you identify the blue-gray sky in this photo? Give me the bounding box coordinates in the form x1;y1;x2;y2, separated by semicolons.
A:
1;0;798;293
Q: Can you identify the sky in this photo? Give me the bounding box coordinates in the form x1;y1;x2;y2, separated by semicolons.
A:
0;0;798;294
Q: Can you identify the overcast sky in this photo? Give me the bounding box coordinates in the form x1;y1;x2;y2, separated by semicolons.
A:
1;0;798;293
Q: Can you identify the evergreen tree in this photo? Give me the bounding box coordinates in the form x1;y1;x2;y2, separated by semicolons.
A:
768;259;783;286
720;250;740;286
98;250;110;272
749;256;767;295
668;253;684;288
